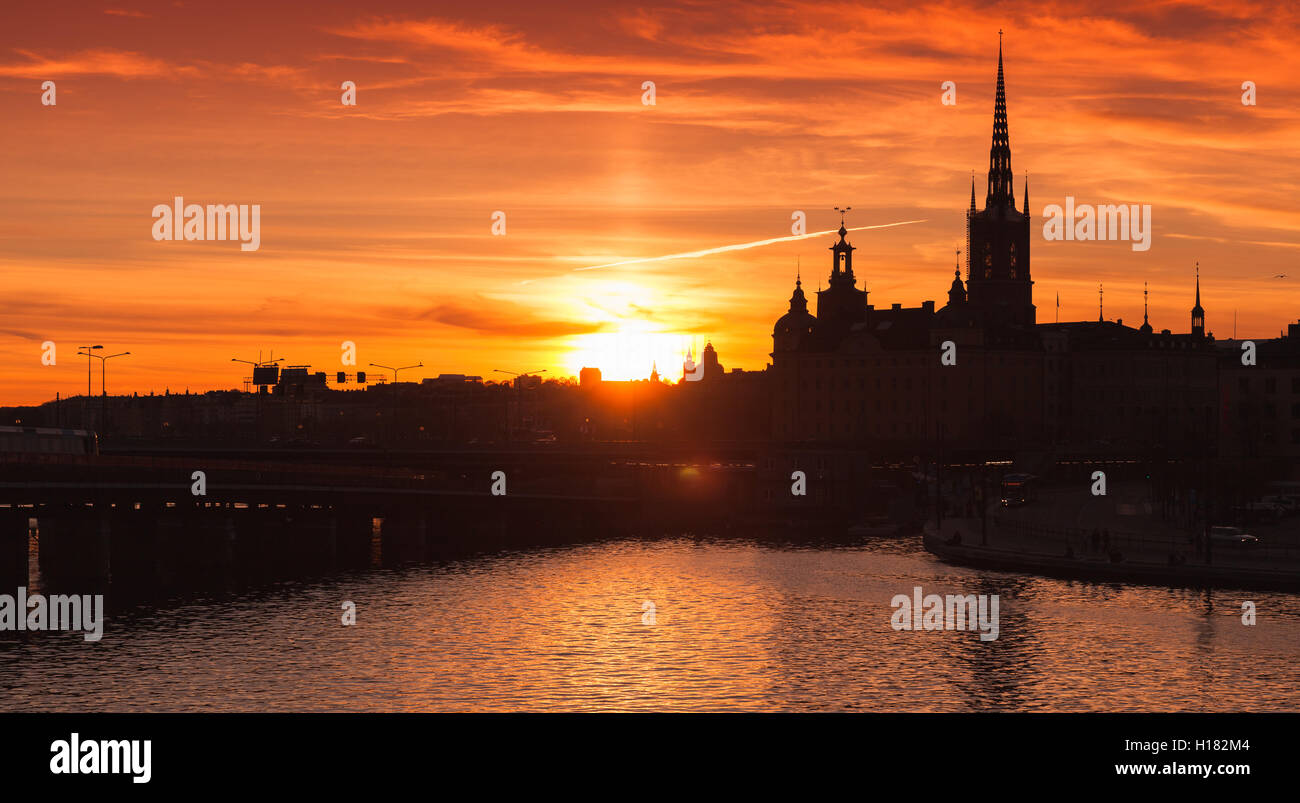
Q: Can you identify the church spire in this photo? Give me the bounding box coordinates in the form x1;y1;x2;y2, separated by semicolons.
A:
1140;282;1153;334
1191;261;1205;337
986;30;1015;210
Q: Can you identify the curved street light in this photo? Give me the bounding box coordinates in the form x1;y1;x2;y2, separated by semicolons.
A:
370;361;423;383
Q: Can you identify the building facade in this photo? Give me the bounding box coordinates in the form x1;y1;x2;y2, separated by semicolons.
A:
769;42;1238;461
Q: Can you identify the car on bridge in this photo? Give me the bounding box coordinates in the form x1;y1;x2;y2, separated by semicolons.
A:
1210;526;1260;548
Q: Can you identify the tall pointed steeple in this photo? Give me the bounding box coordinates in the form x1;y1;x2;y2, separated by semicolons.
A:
1191;262;1205;337
963;33;1034;327
1140;281;1153;334
966;173;975;278
986;30;1016;210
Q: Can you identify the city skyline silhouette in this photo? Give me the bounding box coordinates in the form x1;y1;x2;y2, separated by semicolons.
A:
4;3;1298;407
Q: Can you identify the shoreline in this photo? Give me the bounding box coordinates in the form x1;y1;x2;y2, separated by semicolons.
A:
922;518;1300;592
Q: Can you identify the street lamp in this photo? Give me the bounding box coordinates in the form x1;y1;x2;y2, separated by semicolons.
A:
369;361;423;446
101;352;130;394
493;369;547;441
79;348;129;435
78;345;102;397
370;361;423;383
80;349;130;395
493;368;547;385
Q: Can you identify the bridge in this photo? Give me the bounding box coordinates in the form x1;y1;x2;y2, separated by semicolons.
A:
0;447;786;595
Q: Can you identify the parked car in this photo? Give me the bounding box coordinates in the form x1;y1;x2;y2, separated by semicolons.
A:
1209;526;1260;548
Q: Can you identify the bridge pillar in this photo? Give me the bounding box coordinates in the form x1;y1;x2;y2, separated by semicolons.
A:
334;506;375;570
37;506;112;592
156;504;200;588
381;507;429;564
0;507;29;590
195;507;237;579
286;506;337;574
105;503;159;594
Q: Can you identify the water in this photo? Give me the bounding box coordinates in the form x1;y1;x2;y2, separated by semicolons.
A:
2;536;1298;711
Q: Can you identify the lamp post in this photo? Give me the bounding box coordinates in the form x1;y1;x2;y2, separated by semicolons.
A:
98;352;130;395
79;344;102;397
493;369;547;442
370;361;423;446
79;348;128;435
78;345;102;429
371;362;423;384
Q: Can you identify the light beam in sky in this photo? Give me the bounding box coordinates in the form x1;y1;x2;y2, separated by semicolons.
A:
571;219;929;272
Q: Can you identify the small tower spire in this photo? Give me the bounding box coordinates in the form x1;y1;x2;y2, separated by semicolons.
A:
1140;281;1153;334
829;206;855;280
948;247;966;306
1099;283;1104;322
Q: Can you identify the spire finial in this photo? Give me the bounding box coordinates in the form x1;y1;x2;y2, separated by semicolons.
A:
1099;283;1104;322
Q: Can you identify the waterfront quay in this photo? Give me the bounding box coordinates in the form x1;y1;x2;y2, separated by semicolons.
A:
925;482;1300;591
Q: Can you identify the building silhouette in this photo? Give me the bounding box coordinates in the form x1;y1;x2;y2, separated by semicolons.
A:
766;39;1273;459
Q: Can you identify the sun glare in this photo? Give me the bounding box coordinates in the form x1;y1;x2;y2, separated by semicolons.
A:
565;330;699;382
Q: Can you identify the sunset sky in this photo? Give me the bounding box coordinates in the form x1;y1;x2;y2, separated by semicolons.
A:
2;0;1299;404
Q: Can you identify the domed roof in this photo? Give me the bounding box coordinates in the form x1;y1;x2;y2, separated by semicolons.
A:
774;308;816;336
774;276;816;336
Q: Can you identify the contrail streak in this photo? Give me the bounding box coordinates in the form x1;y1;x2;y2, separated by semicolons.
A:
570;219;928;272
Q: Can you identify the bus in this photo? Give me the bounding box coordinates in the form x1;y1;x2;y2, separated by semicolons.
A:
1000;473;1038;507
0;426;99;456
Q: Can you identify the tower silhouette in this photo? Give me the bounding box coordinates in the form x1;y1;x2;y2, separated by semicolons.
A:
965;32;1035;327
